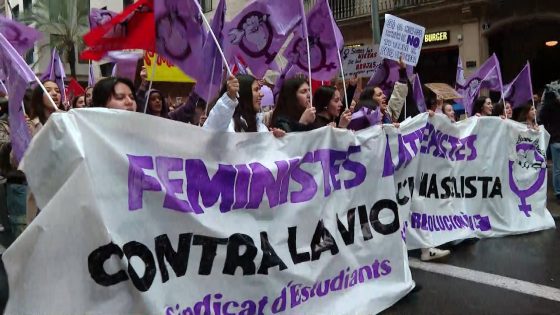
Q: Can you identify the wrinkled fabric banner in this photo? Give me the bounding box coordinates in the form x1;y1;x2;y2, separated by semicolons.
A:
385;114;555;249
6;109;413;315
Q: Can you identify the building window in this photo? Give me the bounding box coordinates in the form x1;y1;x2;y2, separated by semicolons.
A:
200;0;212;13
23;0;32;11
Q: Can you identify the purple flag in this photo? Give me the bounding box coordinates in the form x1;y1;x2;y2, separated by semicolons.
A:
456;53;503;116
194;0;226;103
41;48;67;103
267;0;302;35
455;56;466;88
0;33;36;162
0;16;42;56
224;1;298;78
106;51;141;81
347;107;382;131
283;0;344;81
88;62;95;87
503;62;533;109
413;74;426;112
367;59;413;97
154;0;205;82
89;8;117;30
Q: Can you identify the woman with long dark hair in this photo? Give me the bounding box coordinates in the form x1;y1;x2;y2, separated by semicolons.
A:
472;96;493;116
270;77;315;133
145;90;170;118
204;74;269;132
91;77;137;111
30;80;61;127
310;85;351;129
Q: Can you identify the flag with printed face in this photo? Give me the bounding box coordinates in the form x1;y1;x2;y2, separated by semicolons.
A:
0;15;42;56
88;8;117;30
154;0;205;83
367;59;413;97
223;0;299;78
283;0;344;81
0;33;36;162
457;53;503;116
193;0;226;103
503;62;533;109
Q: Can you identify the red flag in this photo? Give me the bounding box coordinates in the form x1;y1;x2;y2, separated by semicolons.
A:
81;0;155;60
66;78;85;100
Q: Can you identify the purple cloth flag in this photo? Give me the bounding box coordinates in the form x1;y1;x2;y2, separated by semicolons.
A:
224;1;298;78
88;62;95;87
283;0;344;81
413;74;426;112
0;16;42;56
89;8;117;30
106;51;141;81
455;56;466;88
503;62;533;109
457;53;503;116
367;59;413;97
154;0;205;83
347;107;382;131
41;48;67;103
0;33;36;162
267;0;302;35
194;0;226;103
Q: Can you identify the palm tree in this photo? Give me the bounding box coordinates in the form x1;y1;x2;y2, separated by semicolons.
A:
21;0;89;77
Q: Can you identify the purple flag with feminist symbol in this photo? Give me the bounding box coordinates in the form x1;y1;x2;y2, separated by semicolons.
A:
223;0;300;78
154;0;205;82
0;16;42;56
413;74;426;113
194;0;226;103
367;59;413;97
456;53;503;116
0;33;36;162
503;62;533;109
283;0;344;81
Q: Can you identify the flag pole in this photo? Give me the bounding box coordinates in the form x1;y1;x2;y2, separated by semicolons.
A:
336;49;347;110
193;1;232;77
143;55;157;114
299;0;313;106
527;61;537;126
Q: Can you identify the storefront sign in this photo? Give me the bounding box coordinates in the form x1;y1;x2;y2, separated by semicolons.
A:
424;31;450;45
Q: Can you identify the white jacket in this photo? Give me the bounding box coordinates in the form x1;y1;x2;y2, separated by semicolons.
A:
203;93;269;132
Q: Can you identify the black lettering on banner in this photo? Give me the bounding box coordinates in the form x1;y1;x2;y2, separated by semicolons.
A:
155;233;192;283
88;242;128;286
310;220;339;261
336;208;356;246
192;235;228;275
258;232;287;274
223;233;258;275
358;205;373;241
123;241;157;292
288;226;311;264
369;199;400;235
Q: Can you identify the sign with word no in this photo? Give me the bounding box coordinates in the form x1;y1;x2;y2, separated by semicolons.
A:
379;14;426;66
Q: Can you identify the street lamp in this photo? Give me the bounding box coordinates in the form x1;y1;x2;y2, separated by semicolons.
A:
545;41;558;47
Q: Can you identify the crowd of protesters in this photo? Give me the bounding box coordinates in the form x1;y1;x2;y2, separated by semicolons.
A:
0;55;558;265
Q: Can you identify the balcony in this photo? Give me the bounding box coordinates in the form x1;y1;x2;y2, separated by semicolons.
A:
304;0;448;21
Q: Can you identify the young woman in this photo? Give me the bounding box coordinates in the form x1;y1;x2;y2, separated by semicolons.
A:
30;80;61;130
72;95;86;109
145;90;170;118
492;100;512;118
270;77;315;133
310;85;351;129
472;96;493;116
92;77;137;111
204;74;269;132
516;103;539;130
442;101;456;122
85;86;94;107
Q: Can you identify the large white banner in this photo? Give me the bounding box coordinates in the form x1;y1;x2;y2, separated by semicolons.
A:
385;114;555;249
4;110;413;315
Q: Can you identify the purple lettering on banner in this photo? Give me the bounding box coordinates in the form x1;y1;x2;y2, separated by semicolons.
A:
280;159;300;205
313;150;333;197
247;161;289;209
410;212;492;232
156;157;193;213
410;212;421;228
127;155;163;211
328;150;348;191
342;146;367;188
233;164;251;209
290;152;318;203
185;160;236;214
382;136;395;177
